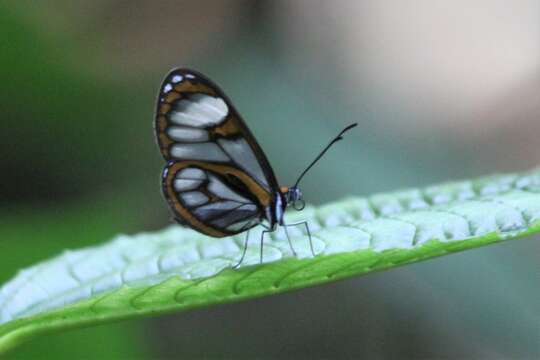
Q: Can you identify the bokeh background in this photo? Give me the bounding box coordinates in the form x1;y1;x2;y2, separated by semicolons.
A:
2;1;539;359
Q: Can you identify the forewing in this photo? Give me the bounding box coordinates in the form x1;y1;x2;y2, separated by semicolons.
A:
162;161;267;237
155;68;279;193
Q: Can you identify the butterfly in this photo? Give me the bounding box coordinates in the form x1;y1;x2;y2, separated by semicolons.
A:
155;68;357;267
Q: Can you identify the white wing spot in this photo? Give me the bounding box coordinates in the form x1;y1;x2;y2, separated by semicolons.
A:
163;84;173;93
177;168;206;180
181;191;208;207
173;179;202;192
170;143;229;162
171;75;183;83
167;126;209;142
169;94;228;128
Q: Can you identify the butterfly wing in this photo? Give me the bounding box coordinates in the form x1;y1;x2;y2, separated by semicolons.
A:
155;68;280;237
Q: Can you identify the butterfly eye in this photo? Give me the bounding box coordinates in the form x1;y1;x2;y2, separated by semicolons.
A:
286;187;305;211
292;199;306;211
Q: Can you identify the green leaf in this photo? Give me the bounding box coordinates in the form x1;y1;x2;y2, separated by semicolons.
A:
1;169;540;354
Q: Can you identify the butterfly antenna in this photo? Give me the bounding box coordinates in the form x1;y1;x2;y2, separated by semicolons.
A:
293;123;358;189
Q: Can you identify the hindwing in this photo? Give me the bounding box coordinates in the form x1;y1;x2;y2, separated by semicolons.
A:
162;161;271;236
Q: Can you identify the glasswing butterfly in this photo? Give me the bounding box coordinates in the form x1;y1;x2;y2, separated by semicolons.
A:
155;68;356;267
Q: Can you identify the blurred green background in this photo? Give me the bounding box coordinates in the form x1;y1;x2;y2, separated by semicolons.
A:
1;1;539;359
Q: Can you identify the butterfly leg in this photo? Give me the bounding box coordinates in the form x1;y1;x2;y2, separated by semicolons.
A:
233;229;250;269
283;221;315;257
259;229;272;264
282;225;297;256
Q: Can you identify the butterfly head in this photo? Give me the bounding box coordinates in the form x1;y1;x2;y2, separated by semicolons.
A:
281;186;305;211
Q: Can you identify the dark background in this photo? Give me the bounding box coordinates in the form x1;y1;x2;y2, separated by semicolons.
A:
1;1;539;359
